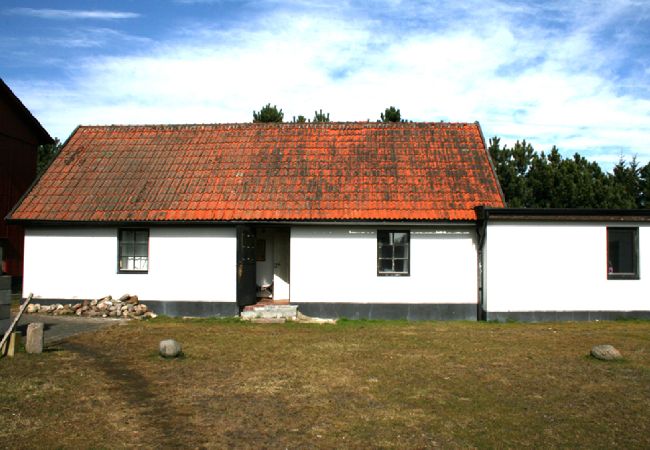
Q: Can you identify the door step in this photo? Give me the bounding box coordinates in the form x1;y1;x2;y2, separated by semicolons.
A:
240;304;298;321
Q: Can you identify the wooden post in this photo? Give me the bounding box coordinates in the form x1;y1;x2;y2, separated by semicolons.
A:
7;332;18;357
0;293;32;358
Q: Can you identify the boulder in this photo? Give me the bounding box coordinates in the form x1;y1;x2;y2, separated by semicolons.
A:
159;339;182;358
118;294;131;302
26;304;39;314
591;345;623;361
25;323;44;354
127;295;139;305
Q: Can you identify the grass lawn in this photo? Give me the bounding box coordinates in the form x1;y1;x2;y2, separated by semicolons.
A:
1;318;650;448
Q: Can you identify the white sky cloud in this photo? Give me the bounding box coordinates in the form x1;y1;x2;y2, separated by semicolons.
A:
7;8;140;20
7;1;650;169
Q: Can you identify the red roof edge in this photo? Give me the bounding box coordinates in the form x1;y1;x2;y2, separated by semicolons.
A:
475;121;506;207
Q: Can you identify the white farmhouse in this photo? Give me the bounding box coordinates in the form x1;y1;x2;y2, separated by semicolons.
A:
8;122;650;321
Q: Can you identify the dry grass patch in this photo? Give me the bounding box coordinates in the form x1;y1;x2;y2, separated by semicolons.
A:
1;319;650;448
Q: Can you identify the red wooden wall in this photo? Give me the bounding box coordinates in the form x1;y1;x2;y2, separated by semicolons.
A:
0;93;40;277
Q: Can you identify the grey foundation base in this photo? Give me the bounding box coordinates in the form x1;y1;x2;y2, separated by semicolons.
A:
486;310;650;322
295;302;477;321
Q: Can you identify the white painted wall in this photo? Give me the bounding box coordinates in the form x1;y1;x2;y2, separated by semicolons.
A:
290;226;478;304
23;227;236;302
484;222;650;312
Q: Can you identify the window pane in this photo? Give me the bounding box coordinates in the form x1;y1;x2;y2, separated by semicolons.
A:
394;245;407;258
393;232;408;244
380;245;393;258
121;243;134;257
380;259;393;272
135;230;148;243
122;230;134;242
135;244;148;257
133;257;148;271
394;259;405;273
378;231;390;245
120;256;129;270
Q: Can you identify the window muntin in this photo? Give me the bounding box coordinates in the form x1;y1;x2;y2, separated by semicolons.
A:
607;227;639;280
377;230;410;276
119;229;149;273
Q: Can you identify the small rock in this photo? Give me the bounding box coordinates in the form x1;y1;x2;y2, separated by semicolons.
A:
27;304;39;314
72;303;82;310
82;299;90;307
55;304;64;310
144;311;157;319
159;339;182;358
591;345;623;361
90;299;98;306
118;294;131;302
127;295;139;305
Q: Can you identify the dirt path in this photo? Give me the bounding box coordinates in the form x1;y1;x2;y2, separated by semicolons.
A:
62;340;202;448
16;313;125;345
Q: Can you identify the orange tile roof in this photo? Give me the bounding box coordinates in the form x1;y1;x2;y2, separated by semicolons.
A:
9;122;505;222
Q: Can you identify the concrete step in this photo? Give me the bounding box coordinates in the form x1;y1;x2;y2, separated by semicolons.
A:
241;304;298;320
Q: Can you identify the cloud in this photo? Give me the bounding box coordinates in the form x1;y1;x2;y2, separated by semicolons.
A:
28;28;152;49
6;8;140;20
9;0;650;169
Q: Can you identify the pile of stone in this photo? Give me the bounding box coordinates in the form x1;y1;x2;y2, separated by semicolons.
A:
26;294;157;320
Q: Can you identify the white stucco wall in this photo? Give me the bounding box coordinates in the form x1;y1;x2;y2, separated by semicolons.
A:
290;226;478;304
484;222;650;312
23;227;236;302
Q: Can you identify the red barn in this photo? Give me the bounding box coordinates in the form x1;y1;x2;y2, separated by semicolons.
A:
0;78;53;285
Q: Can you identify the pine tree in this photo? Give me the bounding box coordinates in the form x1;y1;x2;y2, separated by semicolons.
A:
253;104;284;123
380;106;402;122
313;109;330;122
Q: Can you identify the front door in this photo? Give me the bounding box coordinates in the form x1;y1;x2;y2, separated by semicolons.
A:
272;229;290;301
236;225;257;310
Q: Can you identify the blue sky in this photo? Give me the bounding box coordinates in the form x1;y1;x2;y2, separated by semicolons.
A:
2;1;650;169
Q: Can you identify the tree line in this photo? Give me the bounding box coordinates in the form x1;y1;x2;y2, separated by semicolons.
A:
252;103;403;123
489;137;650;209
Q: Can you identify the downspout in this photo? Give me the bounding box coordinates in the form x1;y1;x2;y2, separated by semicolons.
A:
475;207;488;321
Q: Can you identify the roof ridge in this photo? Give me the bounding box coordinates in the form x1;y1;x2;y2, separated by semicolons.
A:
75;121;480;130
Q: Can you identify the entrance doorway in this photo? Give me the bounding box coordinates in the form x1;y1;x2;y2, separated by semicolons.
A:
236;226;290;309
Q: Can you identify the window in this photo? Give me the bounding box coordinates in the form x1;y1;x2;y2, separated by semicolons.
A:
377;230;410;276
607;227;638;280
118;229;149;273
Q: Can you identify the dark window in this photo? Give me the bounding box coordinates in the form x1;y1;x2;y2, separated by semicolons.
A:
377;230;410;276
607;227;638;280
118;229;149;273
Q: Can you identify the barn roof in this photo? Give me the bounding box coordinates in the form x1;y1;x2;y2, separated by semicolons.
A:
0;78;53;145
9;122;505;223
